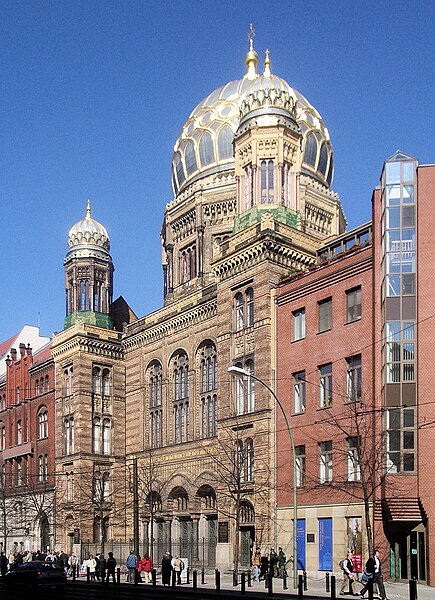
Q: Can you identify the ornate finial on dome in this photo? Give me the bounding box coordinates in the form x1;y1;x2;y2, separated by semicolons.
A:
86;198;91;219
263;49;271;77
245;23;258;81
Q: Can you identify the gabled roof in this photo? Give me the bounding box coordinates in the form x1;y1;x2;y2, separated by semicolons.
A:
0;326;51;377
386;149;416;162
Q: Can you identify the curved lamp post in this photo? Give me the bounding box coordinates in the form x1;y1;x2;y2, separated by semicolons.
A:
228;365;298;589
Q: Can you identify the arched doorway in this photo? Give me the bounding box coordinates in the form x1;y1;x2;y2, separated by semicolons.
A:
39;513;50;552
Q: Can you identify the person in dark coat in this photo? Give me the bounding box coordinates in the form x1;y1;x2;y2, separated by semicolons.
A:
361;549;388;600
0;552;8;577
106;552;117;584
161;551;172;586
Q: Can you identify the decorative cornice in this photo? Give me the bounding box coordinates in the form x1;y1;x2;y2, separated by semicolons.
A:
123;298;217;353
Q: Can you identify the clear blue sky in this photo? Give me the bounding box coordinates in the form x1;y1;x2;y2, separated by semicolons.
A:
1;0;434;342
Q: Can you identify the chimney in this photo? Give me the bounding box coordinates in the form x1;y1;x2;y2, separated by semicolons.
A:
19;343;26;357
10;348;17;362
26;343;32;356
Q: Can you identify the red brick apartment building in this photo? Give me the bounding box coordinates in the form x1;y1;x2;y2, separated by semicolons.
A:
0;337;55;553
275;152;435;583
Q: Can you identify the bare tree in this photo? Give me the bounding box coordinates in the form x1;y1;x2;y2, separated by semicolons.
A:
135;451;165;559
204;427;274;573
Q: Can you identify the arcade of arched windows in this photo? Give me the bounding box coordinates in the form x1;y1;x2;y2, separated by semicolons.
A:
234;287;254;332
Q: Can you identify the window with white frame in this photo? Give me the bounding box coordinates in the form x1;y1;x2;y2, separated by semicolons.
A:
93;417;111;455
260;159;274;203
17;420;22;445
346;355;362;401
386;407;415;473
347;436;361;481
293;371;306;413
234;360;255;415
234;288;254;331
319;363;332;408
246;438;254;482
292;308;305;341
318;298;332;332
319;441;332;483
16;457;23;486
346;287;362;323
38;408;48;439
38;454;48;482
64;416;74;455
93;471;110;502
295;445;306;488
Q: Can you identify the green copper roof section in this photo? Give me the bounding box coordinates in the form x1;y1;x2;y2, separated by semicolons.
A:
233;206;300;234
64;311;113;330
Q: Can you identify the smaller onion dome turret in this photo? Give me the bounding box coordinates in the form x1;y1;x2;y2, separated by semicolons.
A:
66;199;110;260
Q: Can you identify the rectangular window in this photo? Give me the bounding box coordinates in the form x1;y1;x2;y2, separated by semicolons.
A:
347;436;361;481
318;298;332;333
295;445;306;488
346;355;362;401
386;407;415;473
319;441;332;483
346;287;361;323
319;363;332;408
293;371;306;414
293;308;306;341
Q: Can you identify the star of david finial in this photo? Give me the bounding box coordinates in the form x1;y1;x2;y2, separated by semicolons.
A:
248;23;256;50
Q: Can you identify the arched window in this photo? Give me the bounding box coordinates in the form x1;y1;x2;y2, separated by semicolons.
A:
174;401;189;444
65;366;73;396
185;140;198;176
235;293;244;331
261;160;274;203
318;143;328;176
0;423;5;450
234;360;255;415
102;418;110;455
217;126;233;160
246;438;254;482
175;152;186;187
38;455;48;482
239;501;255;523
326;154;334;187
102;369;110;396
148;361;163;408
64;416;74;455
150;409;162;448
93;417;101;454
79;279;90;311
173;352;189;400
200;342;217;393
246;288;254;327
244;164;253;209
236;440;244;481
38;408;48;439
304;133;317;167
92;367;102;394
199;132;215;166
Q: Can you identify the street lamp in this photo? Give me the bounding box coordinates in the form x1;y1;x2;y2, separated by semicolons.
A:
228;365;298;589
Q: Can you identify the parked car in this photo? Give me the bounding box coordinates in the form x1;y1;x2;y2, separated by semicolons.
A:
4;561;67;588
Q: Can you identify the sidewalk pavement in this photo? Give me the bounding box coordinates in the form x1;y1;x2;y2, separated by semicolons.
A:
187;570;430;600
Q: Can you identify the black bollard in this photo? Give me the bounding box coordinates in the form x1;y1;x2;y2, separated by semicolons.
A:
304;570;308;591
72;565;76;581
298;573;303;599
247;570;252;587
283;571;288;590
187;567;190;584
134;568;139;585
233;569;238;586
215;569;220;592
172;569;176;588
331;574;336;600
241;572;246;595
268;572;273;596
193;569;198;590
86;566;90;583
264;572;269;589
368;579;374;600
326;572;330;593
408;578;417;600
201;567;205;584
151;568;156;587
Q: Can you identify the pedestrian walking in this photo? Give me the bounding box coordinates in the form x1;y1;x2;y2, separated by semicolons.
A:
172;556;184;584
126;550;138;583
161;551;172;586
277;547;287;578
339;550;357;595
361;549;388;600
106;551;117;584
138;554;153;583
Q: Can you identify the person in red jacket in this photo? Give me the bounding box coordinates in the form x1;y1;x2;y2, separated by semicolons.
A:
138;554;153;584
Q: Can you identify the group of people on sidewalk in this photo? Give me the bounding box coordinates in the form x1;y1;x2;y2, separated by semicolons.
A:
340;549;389;600
251;546;288;582
124;549;184;585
